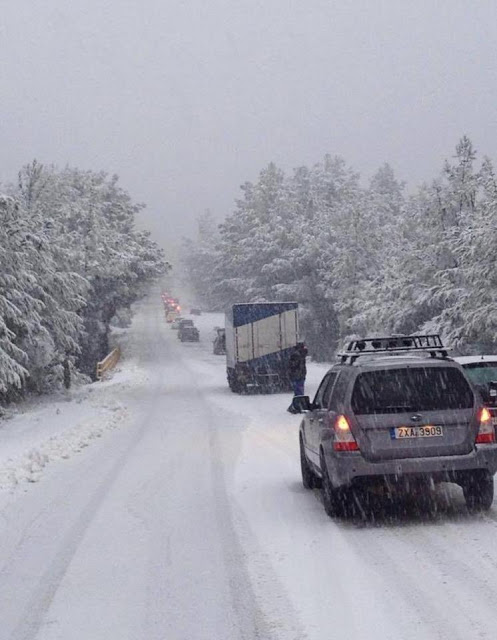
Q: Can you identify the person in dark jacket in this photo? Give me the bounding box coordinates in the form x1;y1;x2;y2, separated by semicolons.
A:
288;342;308;396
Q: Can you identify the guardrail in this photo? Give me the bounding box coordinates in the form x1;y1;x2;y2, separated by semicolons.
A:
96;346;121;380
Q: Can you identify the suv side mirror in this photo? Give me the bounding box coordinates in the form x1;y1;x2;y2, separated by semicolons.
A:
291;395;312;413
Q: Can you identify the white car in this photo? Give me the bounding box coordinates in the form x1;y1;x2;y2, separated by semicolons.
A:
454;355;497;412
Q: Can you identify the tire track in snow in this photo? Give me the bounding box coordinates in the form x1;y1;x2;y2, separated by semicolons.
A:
207;411;308;640
404;516;497;608
7;410;150;640
126;297;285;640
342;518;495;640
179;350;306;639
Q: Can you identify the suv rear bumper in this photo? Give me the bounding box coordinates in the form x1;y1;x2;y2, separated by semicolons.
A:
323;444;497;487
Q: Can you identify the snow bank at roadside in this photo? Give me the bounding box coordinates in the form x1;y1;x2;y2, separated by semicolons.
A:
0;334;150;491
0;395;128;489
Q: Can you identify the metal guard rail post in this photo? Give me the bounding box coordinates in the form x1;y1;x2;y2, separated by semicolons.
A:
96;346;121;380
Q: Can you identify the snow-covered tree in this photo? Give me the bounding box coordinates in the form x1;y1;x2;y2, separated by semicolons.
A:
180;211;222;310
214;163;289;305
183;136;497;360
0;196;33;399
0;160;168;400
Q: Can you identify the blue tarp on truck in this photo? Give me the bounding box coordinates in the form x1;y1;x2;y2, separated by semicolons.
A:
225;302;299;393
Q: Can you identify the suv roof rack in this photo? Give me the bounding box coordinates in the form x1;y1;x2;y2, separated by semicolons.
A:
338;334;450;365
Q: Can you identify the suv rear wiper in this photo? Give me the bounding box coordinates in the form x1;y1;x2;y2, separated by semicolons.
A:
371;405;419;414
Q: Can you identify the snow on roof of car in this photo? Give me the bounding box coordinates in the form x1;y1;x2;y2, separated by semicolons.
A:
454;355;497;364
354;354;455;367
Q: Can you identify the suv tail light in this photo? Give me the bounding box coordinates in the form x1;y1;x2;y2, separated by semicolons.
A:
476;407;495;444
333;415;360;451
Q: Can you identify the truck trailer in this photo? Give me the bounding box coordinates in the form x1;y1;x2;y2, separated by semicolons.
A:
225;302;299;393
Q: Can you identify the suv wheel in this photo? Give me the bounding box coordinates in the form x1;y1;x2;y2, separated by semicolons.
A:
300;436;320;489
462;470;494;512
319;450;358;518
320;451;342;517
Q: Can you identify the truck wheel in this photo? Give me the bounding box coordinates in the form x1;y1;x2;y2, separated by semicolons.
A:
228;372;242;393
462;470;494;512
300;435;320;489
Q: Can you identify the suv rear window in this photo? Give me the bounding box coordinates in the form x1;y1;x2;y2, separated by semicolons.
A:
351;366;474;415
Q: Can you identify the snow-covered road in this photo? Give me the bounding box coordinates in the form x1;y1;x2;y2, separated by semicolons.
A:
1;295;497;639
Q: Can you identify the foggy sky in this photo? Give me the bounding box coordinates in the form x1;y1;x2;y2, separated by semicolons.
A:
2;1;497;259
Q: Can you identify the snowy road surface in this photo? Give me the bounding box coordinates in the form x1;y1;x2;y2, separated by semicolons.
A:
1;295;497;640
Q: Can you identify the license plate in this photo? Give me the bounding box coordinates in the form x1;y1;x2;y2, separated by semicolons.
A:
391;425;443;439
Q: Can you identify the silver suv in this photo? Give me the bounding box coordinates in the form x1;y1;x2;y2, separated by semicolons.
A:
293;335;497;517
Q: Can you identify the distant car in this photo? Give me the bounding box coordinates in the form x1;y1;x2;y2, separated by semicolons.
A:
178;319;195;340
213;328;226;355
293;335;497;517
190;308;202;316
178;319;194;327
171;316;184;329
166;309;180;322
180;326;200;342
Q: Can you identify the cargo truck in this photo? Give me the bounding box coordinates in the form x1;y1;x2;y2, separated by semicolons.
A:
225;302;299;393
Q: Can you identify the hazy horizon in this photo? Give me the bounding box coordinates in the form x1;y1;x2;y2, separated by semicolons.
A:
2;1;497;259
